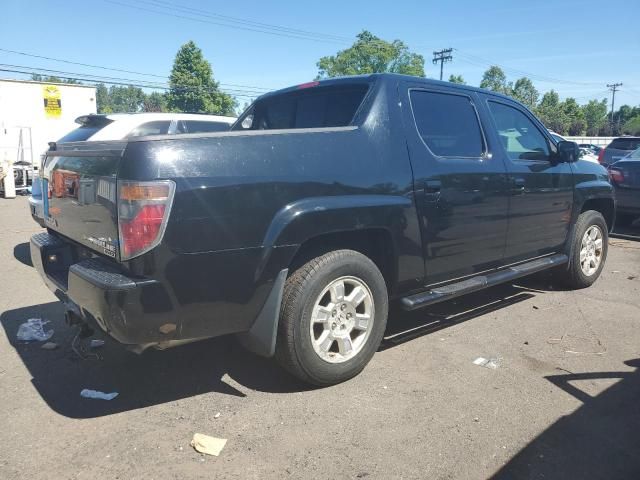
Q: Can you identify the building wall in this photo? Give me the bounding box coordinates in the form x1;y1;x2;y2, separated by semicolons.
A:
0;79;96;166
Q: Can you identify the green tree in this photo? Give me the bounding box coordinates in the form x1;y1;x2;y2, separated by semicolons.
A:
535;90;567;133
95;83;112;113
316;30;425;78
511;77;539;109
143;91;168;112
31;73;81;84
581;99;608;136
166;41;236;115
108;85;146;112
448;74;466;84
622;115;640;135
561;97;585;135
479;66;510;94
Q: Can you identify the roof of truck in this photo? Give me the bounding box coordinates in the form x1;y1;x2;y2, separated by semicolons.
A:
259;73;515;103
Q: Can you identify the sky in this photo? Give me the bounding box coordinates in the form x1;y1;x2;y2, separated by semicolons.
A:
2;0;639;107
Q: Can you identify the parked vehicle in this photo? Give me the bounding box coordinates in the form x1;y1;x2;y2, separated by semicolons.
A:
579;143;602;155
31;74;614;385
579;148;599;163
609;147;640;225
29;113;236;226
598;136;640;167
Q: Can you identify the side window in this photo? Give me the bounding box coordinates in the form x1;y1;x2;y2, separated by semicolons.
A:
183;120;231;133
126;120;171;138
410;90;484;158
487;102;550;161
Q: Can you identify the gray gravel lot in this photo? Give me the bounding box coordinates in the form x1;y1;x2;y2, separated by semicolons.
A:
1;196;639;480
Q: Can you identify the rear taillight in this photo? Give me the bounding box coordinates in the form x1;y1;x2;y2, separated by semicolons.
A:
597;148;605;164
118;180;175;260
609;168;624;184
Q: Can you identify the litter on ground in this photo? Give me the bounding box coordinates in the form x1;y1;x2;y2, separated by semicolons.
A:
41;342;58;350
90;339;105;348
16;318;53;342
473;357;501;369
191;433;227;456
80;389;119;400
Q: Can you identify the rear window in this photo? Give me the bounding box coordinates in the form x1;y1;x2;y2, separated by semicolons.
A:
609;138;640;151
182;120;231;133
233;84;369;131
126;121;171;137
57;124;109;142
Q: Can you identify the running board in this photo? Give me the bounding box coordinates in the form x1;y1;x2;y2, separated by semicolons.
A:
401;254;568;311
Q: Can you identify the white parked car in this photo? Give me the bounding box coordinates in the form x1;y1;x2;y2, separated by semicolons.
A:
29;113;236;226
548;131;598;163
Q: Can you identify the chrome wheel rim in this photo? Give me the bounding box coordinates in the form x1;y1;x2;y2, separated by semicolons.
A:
580;225;603;276
309;276;374;364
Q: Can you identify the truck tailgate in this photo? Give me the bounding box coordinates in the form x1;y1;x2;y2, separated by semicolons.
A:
43;148;123;259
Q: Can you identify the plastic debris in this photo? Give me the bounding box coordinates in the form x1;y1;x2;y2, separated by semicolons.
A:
41;342;58;350
90;339;105;348
473;357;501;369
191;433;227;456
17;318;53;342
213;412;221;419
80;389;118;400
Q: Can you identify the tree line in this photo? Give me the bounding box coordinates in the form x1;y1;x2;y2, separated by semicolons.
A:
30;32;640;136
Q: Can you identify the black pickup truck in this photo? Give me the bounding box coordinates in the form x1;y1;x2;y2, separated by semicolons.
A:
32;74;614;385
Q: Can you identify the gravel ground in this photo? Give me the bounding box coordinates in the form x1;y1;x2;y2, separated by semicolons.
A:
1;196;639;480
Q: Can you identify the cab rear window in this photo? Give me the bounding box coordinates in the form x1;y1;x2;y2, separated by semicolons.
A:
234;84;369;131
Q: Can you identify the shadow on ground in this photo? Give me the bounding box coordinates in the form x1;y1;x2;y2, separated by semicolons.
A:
0;273;554;419
493;358;640;479
13;242;32;267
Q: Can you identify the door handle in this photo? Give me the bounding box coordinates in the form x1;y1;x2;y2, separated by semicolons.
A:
425;180;442;194
512;177;526;195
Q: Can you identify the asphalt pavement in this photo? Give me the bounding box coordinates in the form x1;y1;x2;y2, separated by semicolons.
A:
1;196;639;480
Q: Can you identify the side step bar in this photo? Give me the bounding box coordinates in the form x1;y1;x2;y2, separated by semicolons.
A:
401;254;568;311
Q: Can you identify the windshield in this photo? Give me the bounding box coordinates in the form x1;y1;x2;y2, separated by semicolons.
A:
233;84;369;131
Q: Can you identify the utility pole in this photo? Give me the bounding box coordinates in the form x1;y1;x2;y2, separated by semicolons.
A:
607;82;622;131
432;48;453;81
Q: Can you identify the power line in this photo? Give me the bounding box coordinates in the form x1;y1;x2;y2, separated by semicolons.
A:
0;66;260;99
102;0;347;44
0;48;272;92
432;48;453;81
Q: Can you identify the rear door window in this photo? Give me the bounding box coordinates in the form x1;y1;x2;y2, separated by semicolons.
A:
234;84;369;130
126;121;171;137
487;101;550;161
410;90;485;157
609;138;640;151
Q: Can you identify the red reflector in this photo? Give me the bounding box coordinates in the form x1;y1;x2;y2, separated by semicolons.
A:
297;81;320;89
120;204;166;258
609;169;624;184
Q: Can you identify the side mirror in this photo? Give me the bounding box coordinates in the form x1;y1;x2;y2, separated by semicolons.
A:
557;141;580;163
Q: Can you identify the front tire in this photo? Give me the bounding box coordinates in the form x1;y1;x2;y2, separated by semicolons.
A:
556;210;608;289
275;250;388;386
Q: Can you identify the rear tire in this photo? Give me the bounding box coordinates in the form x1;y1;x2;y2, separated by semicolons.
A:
275;249;388;386
556;210;608;289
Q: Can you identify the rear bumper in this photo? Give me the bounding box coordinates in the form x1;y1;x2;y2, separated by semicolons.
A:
31;232;177;345
30;232;288;356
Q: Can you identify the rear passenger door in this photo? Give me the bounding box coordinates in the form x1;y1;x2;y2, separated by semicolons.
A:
400;83;510;285
482;97;574;263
